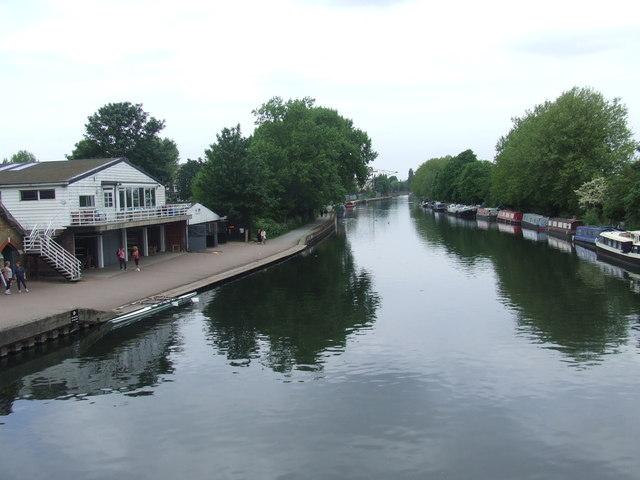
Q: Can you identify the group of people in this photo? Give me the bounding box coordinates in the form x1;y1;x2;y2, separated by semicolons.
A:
2;245;141;296
117;246;141;271
256;229;267;245
2;261;28;295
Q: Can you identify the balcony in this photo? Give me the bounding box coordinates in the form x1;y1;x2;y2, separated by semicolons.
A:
70;203;192;226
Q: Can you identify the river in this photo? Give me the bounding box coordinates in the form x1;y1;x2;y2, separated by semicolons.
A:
1;195;639;480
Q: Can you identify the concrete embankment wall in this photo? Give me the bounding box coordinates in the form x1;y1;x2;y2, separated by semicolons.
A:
0;309;109;358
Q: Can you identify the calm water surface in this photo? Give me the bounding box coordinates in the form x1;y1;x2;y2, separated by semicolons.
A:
1;196;640;480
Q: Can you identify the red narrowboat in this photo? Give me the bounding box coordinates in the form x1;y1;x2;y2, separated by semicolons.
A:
547;218;583;241
496;209;523;225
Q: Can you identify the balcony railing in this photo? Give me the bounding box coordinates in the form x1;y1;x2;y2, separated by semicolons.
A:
70;203;192;226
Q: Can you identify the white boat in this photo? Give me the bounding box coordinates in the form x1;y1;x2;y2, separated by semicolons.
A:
595;230;640;271
111;292;198;327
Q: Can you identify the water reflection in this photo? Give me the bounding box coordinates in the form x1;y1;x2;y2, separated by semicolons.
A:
202;231;381;373
576;245;640;294
547;235;575;254
0;316;181;414
522;228;547;243
411;206;640;365
497;222;522;236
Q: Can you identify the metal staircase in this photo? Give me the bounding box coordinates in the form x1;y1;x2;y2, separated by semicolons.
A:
24;224;82;281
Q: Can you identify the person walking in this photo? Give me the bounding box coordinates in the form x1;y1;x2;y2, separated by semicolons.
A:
260;229;267;245
3;261;13;295
132;246;141;271
117;247;127;270
15;261;28;293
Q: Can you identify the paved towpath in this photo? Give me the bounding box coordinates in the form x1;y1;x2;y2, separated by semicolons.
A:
0;217;333;332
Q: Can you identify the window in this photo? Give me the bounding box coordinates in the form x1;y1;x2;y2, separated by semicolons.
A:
79;195;95;207
132;187;142;208
20;190;38;201
145;188;155;207
20;189;56;201
39;189;55;199
103;190;114;208
117;186;157;210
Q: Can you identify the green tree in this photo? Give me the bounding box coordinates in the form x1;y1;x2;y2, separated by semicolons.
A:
456;160;493;205
603;161;640;228
407;168;414;189
373;174;391;195
4;150;38;164
432;149;477;202
251;97;377;221
192;125;271;225
176;158;204;201
68;102;179;185
575;176;608;223
491;87;638;215
410;156;450;199
388;175;403;193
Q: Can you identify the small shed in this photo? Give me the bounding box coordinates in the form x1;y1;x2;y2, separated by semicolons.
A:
186;203;226;251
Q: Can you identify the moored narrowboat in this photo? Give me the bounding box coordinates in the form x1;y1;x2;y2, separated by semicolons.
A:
458;206;477;219
497;209;523;225
521;213;549;232
432;202;447;212
476;207;499;221
547;217;583;241
595;230;640;271
574;225;620;250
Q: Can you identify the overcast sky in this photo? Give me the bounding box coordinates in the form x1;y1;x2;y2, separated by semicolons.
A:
1;0;639;179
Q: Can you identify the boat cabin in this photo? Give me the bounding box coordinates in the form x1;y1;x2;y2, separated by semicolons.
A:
547;218;583;240
497;209;523;225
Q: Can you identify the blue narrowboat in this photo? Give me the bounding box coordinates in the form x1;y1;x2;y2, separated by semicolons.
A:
574;225;620;250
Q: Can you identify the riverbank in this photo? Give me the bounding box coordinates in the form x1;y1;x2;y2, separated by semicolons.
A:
0;216;336;357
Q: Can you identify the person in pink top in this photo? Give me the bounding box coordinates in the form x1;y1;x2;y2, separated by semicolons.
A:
117;247;127;270
132;246;141;271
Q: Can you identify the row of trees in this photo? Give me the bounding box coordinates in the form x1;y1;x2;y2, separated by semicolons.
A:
59;98;376;231
411;87;640;227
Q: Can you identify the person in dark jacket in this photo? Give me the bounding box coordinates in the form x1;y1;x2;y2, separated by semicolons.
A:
15;261;28;293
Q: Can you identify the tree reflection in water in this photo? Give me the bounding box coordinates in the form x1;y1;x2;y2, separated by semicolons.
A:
0;319;181;415
411;206;640;366
203;231;381;372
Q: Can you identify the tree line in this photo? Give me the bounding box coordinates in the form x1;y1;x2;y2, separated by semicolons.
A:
411;87;640;228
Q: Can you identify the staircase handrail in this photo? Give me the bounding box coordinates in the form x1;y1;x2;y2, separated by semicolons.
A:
23;226;82;281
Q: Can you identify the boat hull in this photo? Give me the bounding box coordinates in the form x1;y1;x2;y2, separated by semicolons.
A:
111;292;197;327
521;213;549;232
595;230;640;272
